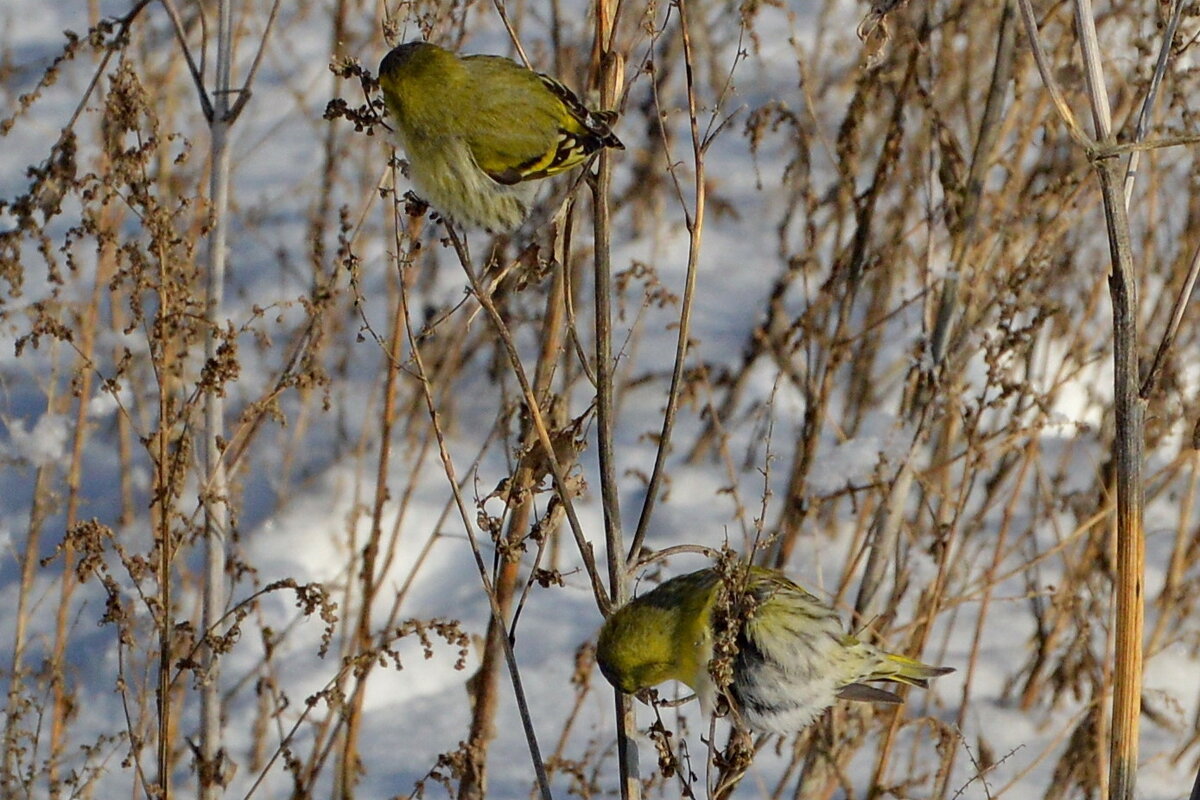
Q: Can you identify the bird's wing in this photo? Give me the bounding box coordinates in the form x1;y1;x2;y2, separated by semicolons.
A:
459;55;566;184
836;682;902;703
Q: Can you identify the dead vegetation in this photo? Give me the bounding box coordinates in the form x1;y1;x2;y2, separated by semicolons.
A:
1;0;1199;798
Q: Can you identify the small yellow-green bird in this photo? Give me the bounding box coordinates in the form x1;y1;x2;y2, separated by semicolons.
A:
596;566;953;734
377;41;624;231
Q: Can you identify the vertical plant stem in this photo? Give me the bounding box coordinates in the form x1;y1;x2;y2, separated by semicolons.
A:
926;0;1016;369
628;0;706;566
853;451;916;624
50;224;114;795
199;1;234;796
1020;2;1147;795
1069;2;1146;796
1096;155;1145;800
590;2;639;796
2;462;55;795
593;27;623;580
458;259;569;800
154;239;176;797
336;282;406;799
398;249;554;800
311;0;348;276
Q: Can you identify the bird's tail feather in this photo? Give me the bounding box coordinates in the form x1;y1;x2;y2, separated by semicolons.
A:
876;653;955;688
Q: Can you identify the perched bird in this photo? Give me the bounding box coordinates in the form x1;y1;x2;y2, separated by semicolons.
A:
377;41;624;231
596;566;952;734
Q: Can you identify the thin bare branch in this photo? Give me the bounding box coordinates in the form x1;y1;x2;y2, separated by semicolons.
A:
227;0;283;122
159;0;214;121
1122;0;1183;205
1014;0;1092;148
445;227;611;615
1141;239;1200;398
398;246;554;800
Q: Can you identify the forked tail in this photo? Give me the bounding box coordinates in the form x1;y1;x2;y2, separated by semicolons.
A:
878;652;955;689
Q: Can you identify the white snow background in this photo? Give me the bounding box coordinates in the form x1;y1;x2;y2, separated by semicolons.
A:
2;0;1199;798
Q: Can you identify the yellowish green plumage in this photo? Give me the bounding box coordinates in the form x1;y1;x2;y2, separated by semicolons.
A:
377;41;623;231
596;566;953;734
